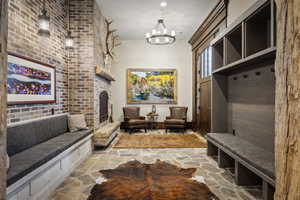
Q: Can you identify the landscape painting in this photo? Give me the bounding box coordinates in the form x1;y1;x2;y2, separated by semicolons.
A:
127;69;177;104
7;54;56;104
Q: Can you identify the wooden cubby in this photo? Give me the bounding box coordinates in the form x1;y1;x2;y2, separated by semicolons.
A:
212;39;224;70
245;3;271;56
210;3;277;199
225;25;243;65
210;0;276;74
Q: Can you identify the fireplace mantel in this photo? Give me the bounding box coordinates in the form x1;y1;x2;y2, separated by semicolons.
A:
95;66;115;82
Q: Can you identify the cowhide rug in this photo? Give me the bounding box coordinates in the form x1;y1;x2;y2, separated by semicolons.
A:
88;160;219;200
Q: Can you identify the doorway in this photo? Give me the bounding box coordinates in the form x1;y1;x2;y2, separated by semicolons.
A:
197;47;212;134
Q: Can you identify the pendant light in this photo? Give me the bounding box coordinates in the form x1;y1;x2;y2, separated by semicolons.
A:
38;0;50;37
65;0;74;49
145;1;176;45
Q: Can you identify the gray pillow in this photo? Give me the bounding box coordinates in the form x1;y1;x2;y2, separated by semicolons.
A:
68;114;88;132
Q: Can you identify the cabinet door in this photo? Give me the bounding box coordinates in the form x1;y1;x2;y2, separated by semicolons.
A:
197;47;212;134
198;79;211;133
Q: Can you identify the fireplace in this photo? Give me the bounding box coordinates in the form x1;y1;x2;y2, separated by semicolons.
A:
99;91;109;123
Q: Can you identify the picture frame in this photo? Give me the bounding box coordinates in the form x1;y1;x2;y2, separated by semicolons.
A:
7;53;56;105
127;68;177;104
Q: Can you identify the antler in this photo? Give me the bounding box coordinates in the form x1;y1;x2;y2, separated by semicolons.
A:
105;19;117;58
104;18;121;59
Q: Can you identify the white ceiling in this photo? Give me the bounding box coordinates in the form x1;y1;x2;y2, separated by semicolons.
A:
97;0;218;40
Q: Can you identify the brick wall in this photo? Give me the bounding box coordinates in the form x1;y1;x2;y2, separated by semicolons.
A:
7;0;68;123
7;0;113;129
69;0;113;129
68;0;95;128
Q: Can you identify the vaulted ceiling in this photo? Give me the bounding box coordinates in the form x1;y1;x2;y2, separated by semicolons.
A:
97;0;218;40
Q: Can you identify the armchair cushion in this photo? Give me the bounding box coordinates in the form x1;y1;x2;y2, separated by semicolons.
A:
128;119;147;125
165;119;186;125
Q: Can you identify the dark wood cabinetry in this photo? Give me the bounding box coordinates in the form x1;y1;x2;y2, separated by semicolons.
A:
189;0;228;134
211;0;276;140
209;1;277;199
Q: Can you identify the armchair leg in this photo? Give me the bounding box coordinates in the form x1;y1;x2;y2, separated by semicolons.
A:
145;128;147;133
165;129;168;133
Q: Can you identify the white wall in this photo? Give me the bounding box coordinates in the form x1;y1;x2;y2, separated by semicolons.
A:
111;40;192;122
227;0;258;25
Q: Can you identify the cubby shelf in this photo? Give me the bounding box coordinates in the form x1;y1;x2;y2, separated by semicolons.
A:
225;25;243;65
211;0;277;163
213;46;276;74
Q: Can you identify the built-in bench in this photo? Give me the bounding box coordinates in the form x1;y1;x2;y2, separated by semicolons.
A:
93;121;121;149
6;114;93;200
206;133;275;200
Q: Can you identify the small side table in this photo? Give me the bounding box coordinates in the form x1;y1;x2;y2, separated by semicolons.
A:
147;113;159;130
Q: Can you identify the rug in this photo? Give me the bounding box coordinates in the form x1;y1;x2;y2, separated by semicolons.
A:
88;160;219;200
113;134;207;148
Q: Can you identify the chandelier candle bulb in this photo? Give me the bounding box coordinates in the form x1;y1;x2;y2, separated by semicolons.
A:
171;30;176;36
160;1;167;8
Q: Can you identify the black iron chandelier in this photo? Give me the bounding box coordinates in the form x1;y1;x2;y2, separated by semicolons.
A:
146;19;176;45
145;1;176;45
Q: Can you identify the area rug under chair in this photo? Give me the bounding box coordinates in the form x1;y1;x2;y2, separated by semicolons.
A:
88;160;218;200
113;134;207;149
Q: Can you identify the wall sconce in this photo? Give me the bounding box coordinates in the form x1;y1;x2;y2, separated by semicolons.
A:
65;0;74;49
38;0;50;37
65;31;74;49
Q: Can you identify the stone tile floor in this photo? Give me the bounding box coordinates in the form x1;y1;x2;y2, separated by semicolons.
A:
50;130;262;200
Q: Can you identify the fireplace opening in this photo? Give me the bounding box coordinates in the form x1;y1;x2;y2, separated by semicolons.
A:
99;91;109;123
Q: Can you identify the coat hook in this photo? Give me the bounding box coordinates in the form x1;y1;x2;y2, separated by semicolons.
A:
233;77;238;80
243;74;248;78
255;72;261;76
271;68;275;72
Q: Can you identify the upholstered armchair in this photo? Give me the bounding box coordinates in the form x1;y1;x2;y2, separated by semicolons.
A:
164;107;188;133
123;107;147;133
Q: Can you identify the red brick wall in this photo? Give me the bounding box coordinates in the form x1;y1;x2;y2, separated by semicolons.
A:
7;0;113;129
7;0;68;123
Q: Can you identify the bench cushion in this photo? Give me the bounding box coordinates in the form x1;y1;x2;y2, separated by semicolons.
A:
7;114;69;157
7;130;92;186
206;133;275;179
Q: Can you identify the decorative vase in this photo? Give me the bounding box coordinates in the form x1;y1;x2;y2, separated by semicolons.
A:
152;105;156;114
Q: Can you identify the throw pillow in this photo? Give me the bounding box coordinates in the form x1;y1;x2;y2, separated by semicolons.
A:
68;114;88;132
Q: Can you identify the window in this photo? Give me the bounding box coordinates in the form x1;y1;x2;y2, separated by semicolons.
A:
198;46;212;78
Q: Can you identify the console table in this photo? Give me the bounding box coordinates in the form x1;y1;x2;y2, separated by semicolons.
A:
147;113;159;129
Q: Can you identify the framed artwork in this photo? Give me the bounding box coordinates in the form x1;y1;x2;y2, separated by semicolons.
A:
7;53;56;104
127;68;177;104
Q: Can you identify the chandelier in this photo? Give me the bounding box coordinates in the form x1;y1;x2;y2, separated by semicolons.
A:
145;1;176;45
146;19;176;45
